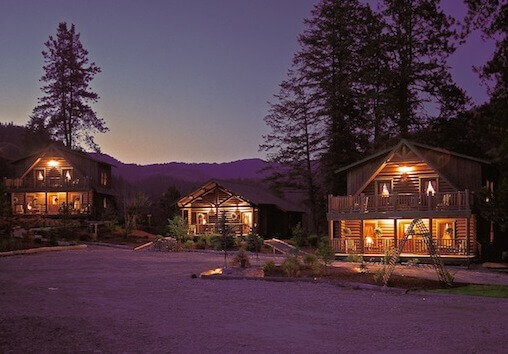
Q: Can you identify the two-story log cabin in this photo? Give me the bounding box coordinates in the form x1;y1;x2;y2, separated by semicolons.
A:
327;140;492;259
3;144;115;217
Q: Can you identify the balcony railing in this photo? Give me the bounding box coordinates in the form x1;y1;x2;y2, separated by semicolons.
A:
189;223;251;236
328;191;470;214
4;177;92;190
330;238;470;255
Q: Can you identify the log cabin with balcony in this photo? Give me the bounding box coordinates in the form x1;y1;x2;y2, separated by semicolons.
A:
3;144;115;217
327;140;492;260
177;180;304;238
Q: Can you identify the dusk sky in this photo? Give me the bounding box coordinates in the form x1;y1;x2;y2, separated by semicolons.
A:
0;0;496;164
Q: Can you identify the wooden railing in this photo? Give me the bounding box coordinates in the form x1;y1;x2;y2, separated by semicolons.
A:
191;223;251;236
330;238;469;255
329;191;470;214
4;177;92;190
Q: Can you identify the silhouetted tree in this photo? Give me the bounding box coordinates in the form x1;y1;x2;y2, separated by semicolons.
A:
28;22;107;151
380;0;468;136
159;185;181;221
261;75;324;233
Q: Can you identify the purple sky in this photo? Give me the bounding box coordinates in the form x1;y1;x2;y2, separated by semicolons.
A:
0;0;495;164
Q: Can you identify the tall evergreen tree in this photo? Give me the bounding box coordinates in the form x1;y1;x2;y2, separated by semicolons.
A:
28;22;107;151
293;0;375;193
261;74;325;233
380;0;468;137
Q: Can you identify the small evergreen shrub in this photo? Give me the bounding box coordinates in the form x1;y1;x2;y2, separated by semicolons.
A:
282;255;301;277
307;235;321;248
232;249;251;268
246;234;263;252
346;253;364;263
373;267;386;284
316;239;335;266
183;240;194;249
211;234;235;251
262;260;276;273
303;254;319;269
291;223;306;248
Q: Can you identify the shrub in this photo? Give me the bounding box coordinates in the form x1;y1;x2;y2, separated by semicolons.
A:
291;223;306;248
211;234;235;251
262;260;275;273
303;254;319;269
246;234;263;252
382;249;395;264
195;236;211;249
346;253;364;263
407;258;420;266
166;216;188;243
311;261;326;276
307;234;321;248
183;240;194;250
316;239;335;266
281;255;301;277
232;249;251;268
373;267;386;284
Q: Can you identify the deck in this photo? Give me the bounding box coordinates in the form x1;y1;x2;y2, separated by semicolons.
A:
328;191;470;216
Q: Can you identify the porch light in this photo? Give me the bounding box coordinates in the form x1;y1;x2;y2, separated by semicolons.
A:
48;160;59;167
398;165;413;174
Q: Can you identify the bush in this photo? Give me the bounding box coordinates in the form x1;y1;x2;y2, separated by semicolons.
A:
311;261;326;276
211;234;235;251
307;235;321;248
382;250;395;264
303;254;319;269
183;240;194;250
407;258;420;266
195;236;212;249
166;216;188;243
346;253;364;263
232;249;251;268
291;223;306;248
373;267;386;284
282;255;301;277
246;234;263;252
263;260;275;273
316;239;335;266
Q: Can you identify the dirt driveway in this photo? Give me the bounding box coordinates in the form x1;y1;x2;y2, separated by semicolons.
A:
1;247;506;353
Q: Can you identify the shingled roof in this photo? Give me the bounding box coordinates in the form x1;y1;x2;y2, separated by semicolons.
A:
179;180;306;213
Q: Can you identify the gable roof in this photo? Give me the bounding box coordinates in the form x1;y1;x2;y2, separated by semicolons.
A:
178;180;305;213
337;139;490;195
335;139;490;174
10;143;114;166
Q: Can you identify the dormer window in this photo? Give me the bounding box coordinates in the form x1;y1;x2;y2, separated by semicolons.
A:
63;169;72;182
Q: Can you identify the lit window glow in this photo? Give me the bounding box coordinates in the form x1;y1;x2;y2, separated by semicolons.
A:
381;183;390;197
48;160;59;167
426;181;436;196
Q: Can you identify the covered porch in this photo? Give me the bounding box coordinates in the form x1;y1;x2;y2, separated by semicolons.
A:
329;217;476;257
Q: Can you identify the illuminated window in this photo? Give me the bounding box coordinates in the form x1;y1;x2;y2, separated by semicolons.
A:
35;169;45;181
63;169;72;182
421;178;438;196
376;180;392;197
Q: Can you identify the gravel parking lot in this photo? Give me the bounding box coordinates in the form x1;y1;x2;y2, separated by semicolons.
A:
1;247;506;353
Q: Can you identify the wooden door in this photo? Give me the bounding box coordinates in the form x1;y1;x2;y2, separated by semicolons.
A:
47;193;59;215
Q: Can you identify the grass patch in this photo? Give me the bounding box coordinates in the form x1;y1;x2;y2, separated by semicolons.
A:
430;284;508;298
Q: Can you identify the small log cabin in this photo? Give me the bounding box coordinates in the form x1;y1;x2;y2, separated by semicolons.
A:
327;140;492;259
177;180;304;237
3;144;115;217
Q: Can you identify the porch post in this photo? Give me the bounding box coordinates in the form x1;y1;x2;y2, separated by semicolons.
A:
466;216;471;256
359;220;364;254
393;219;397;249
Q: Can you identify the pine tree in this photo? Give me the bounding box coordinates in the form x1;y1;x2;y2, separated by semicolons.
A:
293;0;375;193
28;22;107;151
380;0;468;136
261;74;325;233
